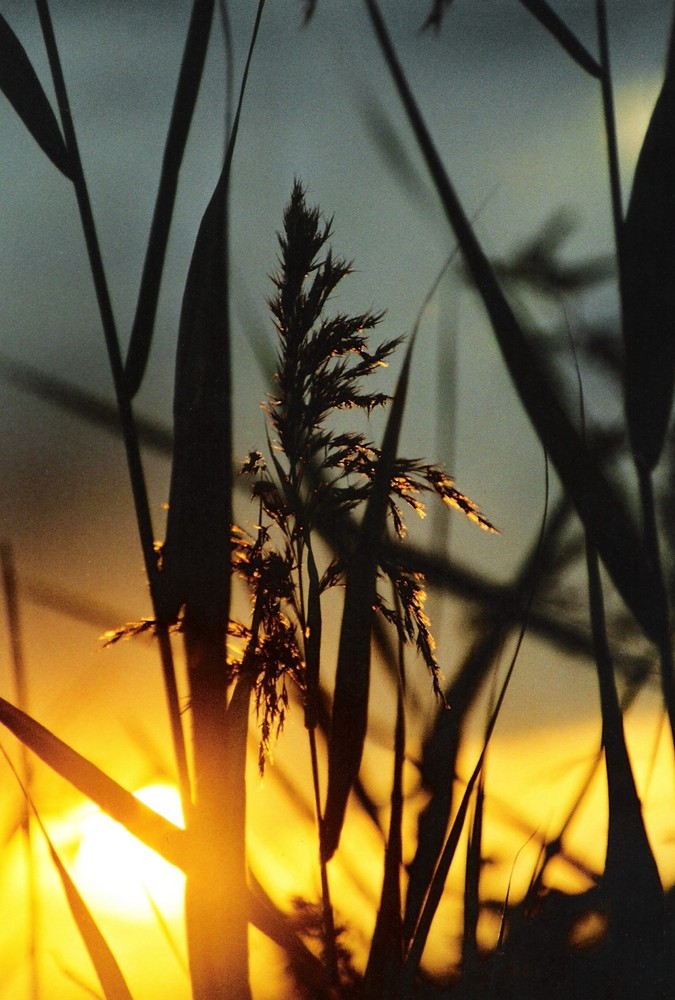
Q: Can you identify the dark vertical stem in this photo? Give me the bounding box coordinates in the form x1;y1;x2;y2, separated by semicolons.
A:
301;538;339;988
33;0;192;820
34;0;156;583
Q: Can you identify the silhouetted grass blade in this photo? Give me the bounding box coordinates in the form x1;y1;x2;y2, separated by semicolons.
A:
517;0;602;78
0;15;72;178
322;336;415;862
165;8;265;997
125;0;216;398
462;770;485;979
2;692;325;989
0;696;186;869
622;60;675;471
365;0;662;642
404;492;572;943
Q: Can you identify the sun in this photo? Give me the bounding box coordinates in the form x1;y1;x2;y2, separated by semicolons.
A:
69;782;185;919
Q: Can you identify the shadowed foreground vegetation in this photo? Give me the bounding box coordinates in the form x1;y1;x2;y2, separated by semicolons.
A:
1;2;675;998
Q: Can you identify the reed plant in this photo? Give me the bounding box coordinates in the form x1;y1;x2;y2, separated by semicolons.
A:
1;2;674;998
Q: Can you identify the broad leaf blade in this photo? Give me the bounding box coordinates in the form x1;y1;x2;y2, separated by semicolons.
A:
155;162;233;624
322;337;415;862
0;697;186;870
0;15;71;178
124;0;216;398
365;0;662;642
622;62;675;471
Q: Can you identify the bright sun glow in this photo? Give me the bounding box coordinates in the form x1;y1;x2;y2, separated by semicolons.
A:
70;783;185;919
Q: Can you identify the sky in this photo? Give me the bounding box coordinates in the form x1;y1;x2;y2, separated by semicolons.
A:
0;1;674;996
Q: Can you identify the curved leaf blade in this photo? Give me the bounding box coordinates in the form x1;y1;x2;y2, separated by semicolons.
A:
0;15;71;178
517;0;602;78
158;164;233;624
321;336;415;862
